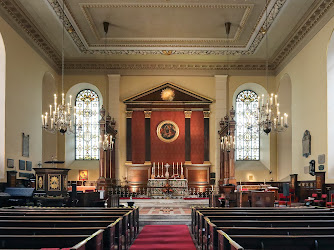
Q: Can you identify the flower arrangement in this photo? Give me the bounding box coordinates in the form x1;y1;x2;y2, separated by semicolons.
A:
162;182;173;195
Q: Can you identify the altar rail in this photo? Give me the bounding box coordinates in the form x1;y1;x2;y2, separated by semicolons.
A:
108;187;216;198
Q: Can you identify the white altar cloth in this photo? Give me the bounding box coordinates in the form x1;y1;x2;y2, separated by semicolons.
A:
147;179;188;197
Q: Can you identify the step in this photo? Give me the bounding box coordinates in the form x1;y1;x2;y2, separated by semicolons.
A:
140;219;191;226
140;215;191;220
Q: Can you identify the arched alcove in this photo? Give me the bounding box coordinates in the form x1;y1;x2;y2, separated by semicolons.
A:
327;30;334;179
232;83;272;182
0;33;5;181
65;83;103;182
277;73;292;181
42;72;57;163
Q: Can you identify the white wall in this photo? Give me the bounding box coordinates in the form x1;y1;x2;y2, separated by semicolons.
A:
0;32;5;181
65;82;103;181
277;74;292;181
232;82;273;182
42;72;57;163
0;16;56;182
327;30;334;179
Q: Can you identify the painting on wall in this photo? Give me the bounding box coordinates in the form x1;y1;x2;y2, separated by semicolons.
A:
22;133;29;157
79;170;88;181
26;161;32;171
7;159;14;168
36;174;45;191
19;160;25;170
156;120;179;143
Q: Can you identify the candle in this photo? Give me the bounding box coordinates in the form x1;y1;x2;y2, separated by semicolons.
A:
54;94;57;112
45;112;48;126
49;105;52;115
284;113;288;126
274;118;277;128
258;96;261;104
41;115;44;126
277;103;280;114
69;95;72;106
281;116;283;126
62;93;65;105
51;118;54;129
270;97;273;106
274;95;277;105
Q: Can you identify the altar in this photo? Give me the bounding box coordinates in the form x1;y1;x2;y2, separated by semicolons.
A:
147;179;188;198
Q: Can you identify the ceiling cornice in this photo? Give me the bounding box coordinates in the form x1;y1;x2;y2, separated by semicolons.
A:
271;0;334;70
0;0;333;74
0;0;61;69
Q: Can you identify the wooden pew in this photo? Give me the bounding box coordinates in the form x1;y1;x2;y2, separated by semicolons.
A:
0;229;104;249
0;220;121;250
0;207;139;238
207;220;334;250
217;231;334;250
191;207;332;238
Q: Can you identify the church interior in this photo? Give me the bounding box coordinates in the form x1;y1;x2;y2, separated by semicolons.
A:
1;0;334;249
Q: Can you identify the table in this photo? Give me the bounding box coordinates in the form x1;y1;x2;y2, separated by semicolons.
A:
147;179;188;198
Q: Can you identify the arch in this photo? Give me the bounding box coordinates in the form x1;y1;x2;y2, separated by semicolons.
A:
65;83;103;170
0;33;5;181
327;30;334;179
277;73;292;181
235;90;260;161
75;89;100;160
42;72;57;163
232;83;271;182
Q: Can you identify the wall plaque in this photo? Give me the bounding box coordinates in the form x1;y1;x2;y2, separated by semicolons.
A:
318;154;325;164
302;130;311;158
156;120;179;143
22;133;29;157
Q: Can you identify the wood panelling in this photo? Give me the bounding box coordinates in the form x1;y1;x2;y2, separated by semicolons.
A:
191;111;204;164
132;111;145;164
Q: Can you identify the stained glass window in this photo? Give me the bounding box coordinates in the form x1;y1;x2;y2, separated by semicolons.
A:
75;89;100;160
235;90;260;160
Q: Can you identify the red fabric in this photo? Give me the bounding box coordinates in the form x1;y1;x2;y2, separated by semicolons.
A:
120;197;151;200
151;112;185;163
190;111;204;164
183;198;209;200
132;111;146;164
130;225;196;250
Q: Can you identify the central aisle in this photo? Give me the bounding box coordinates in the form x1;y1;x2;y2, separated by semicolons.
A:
130;225;196;250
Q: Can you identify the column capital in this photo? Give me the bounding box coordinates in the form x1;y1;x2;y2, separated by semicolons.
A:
144;111;152;119
184;110;192;119
125;111;133;118
203;111;211;118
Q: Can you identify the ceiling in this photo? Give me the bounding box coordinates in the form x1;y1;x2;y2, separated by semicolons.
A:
0;0;333;74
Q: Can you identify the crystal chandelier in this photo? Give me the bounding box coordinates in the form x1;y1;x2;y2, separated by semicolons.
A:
257;1;288;135
101;134;114;151
41;1;74;134
257;93;288;134
220;108;236;152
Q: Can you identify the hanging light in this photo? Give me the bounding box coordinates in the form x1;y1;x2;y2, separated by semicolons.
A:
98;22;114;151
42;1;74;134
100;134;114;151
220;107;236;152
256;0;288;135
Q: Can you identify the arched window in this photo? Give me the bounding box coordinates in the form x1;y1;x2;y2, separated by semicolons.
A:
235;90;259;160
75;89;100;160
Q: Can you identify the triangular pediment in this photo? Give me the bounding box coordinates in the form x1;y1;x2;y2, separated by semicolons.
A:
123;82;213;104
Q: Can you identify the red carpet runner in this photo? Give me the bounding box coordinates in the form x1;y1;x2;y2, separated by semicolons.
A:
130;225;196;250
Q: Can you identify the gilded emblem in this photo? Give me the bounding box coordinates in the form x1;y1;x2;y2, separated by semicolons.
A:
38;176;43;189
157;120;179;143
48;174;61;191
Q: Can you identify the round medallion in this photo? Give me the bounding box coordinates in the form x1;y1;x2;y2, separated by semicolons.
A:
157;120;179;143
